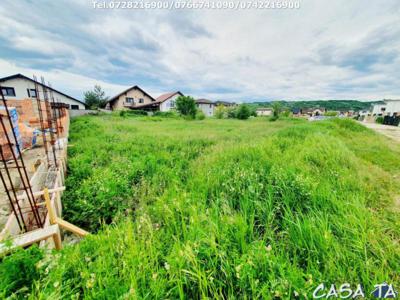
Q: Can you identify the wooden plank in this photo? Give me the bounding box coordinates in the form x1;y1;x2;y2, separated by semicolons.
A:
16;186;65;201
56;217;89;237
0;225;60;254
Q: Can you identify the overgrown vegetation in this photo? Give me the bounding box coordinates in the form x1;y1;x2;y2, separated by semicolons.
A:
2;116;400;299
0;246;43;298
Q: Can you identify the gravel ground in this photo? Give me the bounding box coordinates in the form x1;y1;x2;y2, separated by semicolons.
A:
360;122;400;142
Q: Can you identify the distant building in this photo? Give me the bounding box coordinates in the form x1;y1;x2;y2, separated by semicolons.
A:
196;99;215;116
106;85;157;111
215;101;236;107
0;73;86;110
256;108;272;116
156;91;184;112
371;99;400;117
293;107;326;116
383;99;400;116
372;104;386;116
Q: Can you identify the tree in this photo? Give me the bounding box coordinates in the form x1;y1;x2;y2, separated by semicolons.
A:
236;104;251;120
175;96;197;119
271;102;282;118
215;105;226;119
84;85;109;109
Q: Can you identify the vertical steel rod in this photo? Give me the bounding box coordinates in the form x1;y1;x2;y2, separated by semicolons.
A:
0;145;26;231
0;88;42;228
41;77;57;168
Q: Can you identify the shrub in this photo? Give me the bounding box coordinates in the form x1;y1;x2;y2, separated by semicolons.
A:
272;102;282;119
176;96;197;119
325;111;339;117
0;246;43;297
215;105;226;119
153;111;178;118
236;104;251;120
126;110;147;116
196;110;206;120
226;107;237;118
376;116;384;124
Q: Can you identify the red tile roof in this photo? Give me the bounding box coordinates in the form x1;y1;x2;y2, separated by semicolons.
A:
156;91;183;103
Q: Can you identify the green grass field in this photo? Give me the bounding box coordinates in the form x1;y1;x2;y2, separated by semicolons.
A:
1;115;400;299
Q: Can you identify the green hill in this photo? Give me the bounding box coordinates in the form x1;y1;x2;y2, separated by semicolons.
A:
249;100;381;111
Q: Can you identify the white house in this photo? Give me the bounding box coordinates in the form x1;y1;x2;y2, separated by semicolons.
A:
256;108;272;116
196;99;215;116
156;91;183;112
0;74;86;110
384;99;400;116
371;103;387;116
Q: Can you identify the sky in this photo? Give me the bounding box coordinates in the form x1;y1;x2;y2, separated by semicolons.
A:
0;0;399;102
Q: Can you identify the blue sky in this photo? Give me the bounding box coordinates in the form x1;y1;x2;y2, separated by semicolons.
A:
0;0;399;102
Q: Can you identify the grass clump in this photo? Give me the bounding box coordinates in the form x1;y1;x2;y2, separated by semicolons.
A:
2;116;399;299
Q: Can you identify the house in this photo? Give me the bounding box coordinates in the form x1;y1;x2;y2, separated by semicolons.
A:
301;108;326;116
0;73;86;110
383;99;400;116
215;100;236;107
196;99;215;116
292;108;301;116
156;91;184;112
106;85;157;111
256;108;272;116
372;103;386;116
371;99;400;118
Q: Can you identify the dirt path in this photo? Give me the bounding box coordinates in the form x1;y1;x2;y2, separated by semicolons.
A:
360;122;400;142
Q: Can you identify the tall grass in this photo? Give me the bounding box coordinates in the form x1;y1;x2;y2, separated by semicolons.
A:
1;116;399;299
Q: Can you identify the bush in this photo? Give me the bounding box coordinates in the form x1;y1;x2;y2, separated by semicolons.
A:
0;246;43;297
176;96;197;119
226;107;237;119
215;105;226;119
269;115;279;122
376;116;384;124
196;110;206;120
236;104;251;120
325;111;338;117
153;111;178;118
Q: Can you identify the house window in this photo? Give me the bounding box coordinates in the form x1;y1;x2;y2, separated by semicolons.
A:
71;105;79;110
209;104;212;108
27;89;37;98
1;87;16;97
170;100;175;108
125;97;134;104
139;98;144;104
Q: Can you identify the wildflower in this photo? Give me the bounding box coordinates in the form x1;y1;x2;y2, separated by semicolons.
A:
53;281;59;288
294;290;299;297
266;244;272;252
152;273;158;280
164;262;170;271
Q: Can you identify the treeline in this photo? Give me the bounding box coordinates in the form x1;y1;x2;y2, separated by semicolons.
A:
248;100;382;111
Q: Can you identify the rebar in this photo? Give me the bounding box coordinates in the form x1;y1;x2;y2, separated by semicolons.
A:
0;144;26;231
0;87;43;228
41;77;58;168
33;75;50;168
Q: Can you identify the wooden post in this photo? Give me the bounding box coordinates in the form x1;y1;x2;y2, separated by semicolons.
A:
44;188;57;224
52;224;62;250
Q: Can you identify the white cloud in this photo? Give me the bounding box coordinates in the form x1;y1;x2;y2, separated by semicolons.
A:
0;0;399;101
